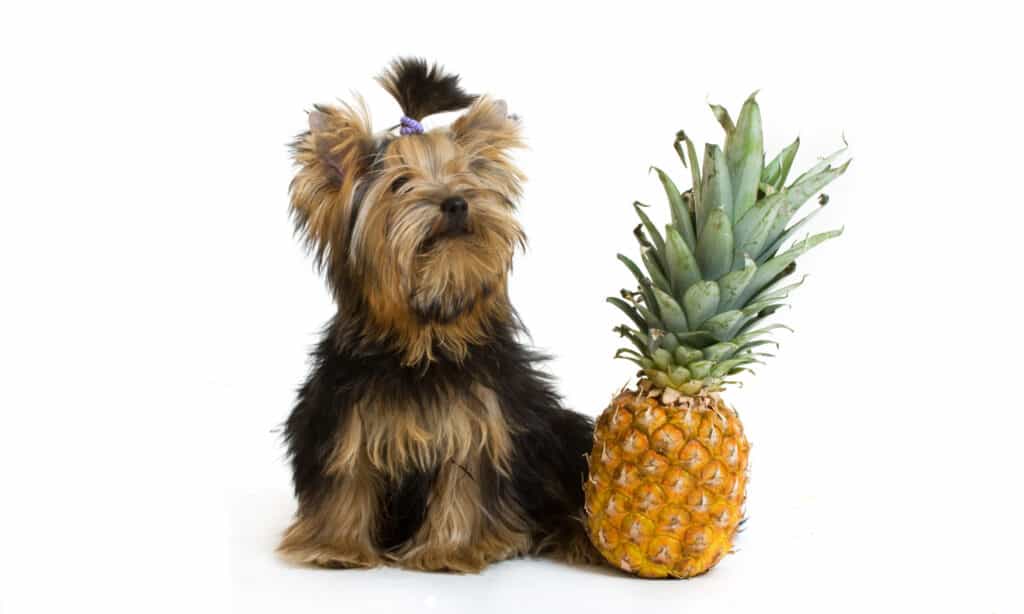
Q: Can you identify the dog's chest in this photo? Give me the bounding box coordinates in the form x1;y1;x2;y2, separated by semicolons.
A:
329;383;513;478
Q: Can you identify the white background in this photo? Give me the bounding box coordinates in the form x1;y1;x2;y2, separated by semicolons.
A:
1;2;1021;613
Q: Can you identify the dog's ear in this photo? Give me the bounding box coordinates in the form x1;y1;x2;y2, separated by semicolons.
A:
451;96;523;153
451;96;525;200
303;103;375;180
290;101;375;269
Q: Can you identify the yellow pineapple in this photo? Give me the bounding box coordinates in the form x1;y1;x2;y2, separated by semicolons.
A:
585;93;848;578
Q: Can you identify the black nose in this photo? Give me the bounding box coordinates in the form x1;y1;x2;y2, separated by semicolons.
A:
440;196;469;230
440;196;468;217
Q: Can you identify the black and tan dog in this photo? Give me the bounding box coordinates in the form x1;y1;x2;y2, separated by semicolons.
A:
279;58;598;572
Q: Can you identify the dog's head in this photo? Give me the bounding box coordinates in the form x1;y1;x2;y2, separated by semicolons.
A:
290;58;526;363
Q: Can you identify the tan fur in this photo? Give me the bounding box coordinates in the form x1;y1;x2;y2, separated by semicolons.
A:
392;456;532;572
289;100;375;273
277;465;382;568
283;88;565;571
281;384;530;570
353;118;525;365
328;384;514;479
290;96;526;366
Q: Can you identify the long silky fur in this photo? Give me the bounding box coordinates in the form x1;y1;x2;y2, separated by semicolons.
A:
282;317;597;566
377;57;476;121
280;60;599;571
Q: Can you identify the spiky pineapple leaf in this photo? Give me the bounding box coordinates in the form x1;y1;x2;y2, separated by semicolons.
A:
616;253;659;317
637;305;664;330
762;137;800;191
702;309;746;341
633;202;665;261
652;168;697;252
711;356;761;378
659;332;680;353
613;348;645;366
758;205;825;264
607;297;647;332
709;103;735;135
733;192;784;266
641;246;672;293
699;143;733;230
695;208;733;280
791;141;848;185
730;324;792;348
674;331;717;349
674;345;703;365
718;256;757;311
664;226;701;295
682;280;720;329
738;229;842;306
725;93;763;222
652;287;688;332
762;159;850;255
614;325;649;353
752;276;807;305
610;95;848;393
674;130;702;217
702;341;739;361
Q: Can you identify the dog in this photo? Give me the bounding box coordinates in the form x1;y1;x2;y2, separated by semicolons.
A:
278;58;598;572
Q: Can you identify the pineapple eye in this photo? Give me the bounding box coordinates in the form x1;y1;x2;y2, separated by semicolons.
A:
391;176;410;193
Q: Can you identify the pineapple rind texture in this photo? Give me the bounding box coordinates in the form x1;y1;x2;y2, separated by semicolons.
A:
611;92;849;393
585;386;749;578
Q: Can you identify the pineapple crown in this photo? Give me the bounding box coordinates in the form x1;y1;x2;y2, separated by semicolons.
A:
612;92;850;394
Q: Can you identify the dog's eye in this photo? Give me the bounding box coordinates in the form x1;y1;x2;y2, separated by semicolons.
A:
391;176;410;193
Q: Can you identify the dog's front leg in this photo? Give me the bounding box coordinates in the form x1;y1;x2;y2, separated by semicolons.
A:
278;464;383;569
393;460;530;572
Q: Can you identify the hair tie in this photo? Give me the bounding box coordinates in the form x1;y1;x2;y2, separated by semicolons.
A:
399;116;424;135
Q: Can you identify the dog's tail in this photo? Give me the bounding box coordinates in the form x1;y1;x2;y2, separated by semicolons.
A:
377;57;477;121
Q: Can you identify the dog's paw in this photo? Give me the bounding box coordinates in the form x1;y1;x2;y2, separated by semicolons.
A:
309;547;382;569
391;545;492;573
392;533;530;573
278;541;382;569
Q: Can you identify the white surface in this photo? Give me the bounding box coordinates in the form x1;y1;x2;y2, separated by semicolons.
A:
1;2;1022;613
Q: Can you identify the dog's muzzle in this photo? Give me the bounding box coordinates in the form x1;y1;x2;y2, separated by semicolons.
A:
439;196;469;234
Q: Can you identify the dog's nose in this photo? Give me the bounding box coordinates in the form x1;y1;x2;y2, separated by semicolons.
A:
440;196;469;230
440;196;468;218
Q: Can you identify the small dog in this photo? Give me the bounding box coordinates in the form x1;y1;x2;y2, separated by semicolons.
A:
279;58;598;572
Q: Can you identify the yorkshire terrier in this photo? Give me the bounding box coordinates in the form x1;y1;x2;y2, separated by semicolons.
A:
279;58;598;572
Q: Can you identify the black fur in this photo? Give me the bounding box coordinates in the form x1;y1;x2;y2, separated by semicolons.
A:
378;468;437;552
376;57;477;121
283;316;594;554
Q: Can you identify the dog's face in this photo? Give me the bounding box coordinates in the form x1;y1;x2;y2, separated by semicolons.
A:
290;96;526;362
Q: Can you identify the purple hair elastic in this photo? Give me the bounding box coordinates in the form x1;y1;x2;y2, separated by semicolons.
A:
399;116;424;135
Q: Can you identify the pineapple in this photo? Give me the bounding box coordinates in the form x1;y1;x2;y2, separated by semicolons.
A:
584;93;848;578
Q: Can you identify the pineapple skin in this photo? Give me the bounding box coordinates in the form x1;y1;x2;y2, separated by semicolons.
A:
584;385;749;578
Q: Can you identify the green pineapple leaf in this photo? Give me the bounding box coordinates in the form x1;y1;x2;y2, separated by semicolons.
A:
682;281;720;329
699;143;733;228
739;229;842;306
651;287;689;332
762;137;800;191
651;167;696;252
664;226;701;296
607;297;648;332
718;256;757;311
674;130;702;217
611;94;847;393
633;201;665;260
641;246;672;293
695;208;734;280
725;92;764;222
709;102;735;134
